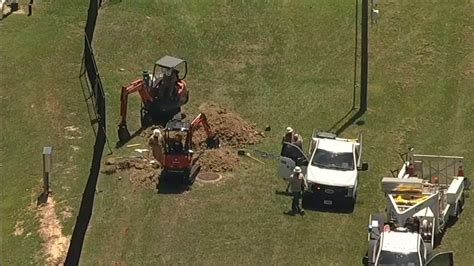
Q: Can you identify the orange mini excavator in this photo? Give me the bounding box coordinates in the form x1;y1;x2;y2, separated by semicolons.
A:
117;56;189;142
160;113;220;188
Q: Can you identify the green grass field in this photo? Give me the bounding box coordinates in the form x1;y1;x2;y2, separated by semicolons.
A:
1;0;473;265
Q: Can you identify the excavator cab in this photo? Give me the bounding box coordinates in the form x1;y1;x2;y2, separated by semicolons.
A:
152;55;187;81
117;56;189;144
142;56;189;121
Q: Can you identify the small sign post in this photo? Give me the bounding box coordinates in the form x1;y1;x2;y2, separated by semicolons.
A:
42;147;52;197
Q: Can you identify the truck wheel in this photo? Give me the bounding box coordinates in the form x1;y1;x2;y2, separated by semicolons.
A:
350;187;358;208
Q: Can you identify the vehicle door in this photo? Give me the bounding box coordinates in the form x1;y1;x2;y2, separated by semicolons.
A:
279;142;309;180
356;132;369;171
426;252;454;266
356;131;363;167
308;129;318;156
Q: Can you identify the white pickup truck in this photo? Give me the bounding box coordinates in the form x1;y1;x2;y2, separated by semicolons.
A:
279;131;368;207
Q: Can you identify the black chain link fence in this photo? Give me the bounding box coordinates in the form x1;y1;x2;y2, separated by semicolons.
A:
65;0;106;264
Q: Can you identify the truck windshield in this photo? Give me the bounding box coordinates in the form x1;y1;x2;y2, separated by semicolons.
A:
377;251;421;266
311;149;354;170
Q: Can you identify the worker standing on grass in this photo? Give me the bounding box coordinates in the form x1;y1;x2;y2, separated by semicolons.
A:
286;166;307;216
282;127;303;150
148;129;164;166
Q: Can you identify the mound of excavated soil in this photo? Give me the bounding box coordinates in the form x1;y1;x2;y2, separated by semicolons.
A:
197;148;240;173
102;156;158;189
194;103;264;148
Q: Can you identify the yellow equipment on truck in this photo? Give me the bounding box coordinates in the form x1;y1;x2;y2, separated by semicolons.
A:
364;149;470;266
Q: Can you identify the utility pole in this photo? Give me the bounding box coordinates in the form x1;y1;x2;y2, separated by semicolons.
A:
360;0;369;113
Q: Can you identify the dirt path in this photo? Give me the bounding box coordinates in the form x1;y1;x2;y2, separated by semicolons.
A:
37;196;70;265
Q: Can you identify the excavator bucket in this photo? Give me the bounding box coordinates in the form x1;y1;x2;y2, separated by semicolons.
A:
206;136;220;149
117;125;131;143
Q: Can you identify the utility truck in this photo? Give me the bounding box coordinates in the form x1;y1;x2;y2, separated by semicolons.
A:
364;150;470;265
278;131;368;208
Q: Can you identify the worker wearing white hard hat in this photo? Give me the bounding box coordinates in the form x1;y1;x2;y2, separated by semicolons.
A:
285;166;307;216
148;128;164;166
282;127;304;150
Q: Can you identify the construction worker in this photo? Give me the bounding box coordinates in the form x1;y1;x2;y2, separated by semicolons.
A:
171;133;184;153
148;129;164;165
282;127;303;150
286;166;307;216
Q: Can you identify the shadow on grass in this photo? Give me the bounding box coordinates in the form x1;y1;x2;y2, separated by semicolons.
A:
36;192;49;206
156;180;189;194
275;190;292;197
434;212;463;247
303;196;355;214
1;10;13;21
115;126;146;148
156;165;199;194
327;108;366;136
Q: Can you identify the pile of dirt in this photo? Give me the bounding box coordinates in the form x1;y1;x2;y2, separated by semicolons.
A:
102;156;158;188
197;148;240;172
195;103;264;148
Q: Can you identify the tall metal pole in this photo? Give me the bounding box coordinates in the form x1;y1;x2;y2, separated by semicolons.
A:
352;0;359;110
360;0;369;112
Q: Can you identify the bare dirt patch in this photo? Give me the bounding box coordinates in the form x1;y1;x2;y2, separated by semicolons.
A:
61;206;73;220
37;196;70;265
102;156;158;189
13;221;24;236
64;125;83;140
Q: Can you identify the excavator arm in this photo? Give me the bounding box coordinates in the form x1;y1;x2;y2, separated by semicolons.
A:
117;79;153;142
186;113;220;150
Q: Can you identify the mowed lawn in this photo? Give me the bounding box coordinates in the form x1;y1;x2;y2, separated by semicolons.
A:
1;0;92;265
2;0;474;265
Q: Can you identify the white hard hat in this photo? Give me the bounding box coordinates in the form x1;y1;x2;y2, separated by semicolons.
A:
286;127;294;133
153;129;161;137
293;166;302;173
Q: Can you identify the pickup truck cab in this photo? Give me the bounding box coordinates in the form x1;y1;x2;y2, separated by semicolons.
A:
364;228;454;266
279;131;368;207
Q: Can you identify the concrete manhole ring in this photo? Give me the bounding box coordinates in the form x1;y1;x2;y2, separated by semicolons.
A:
197;172;222;183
